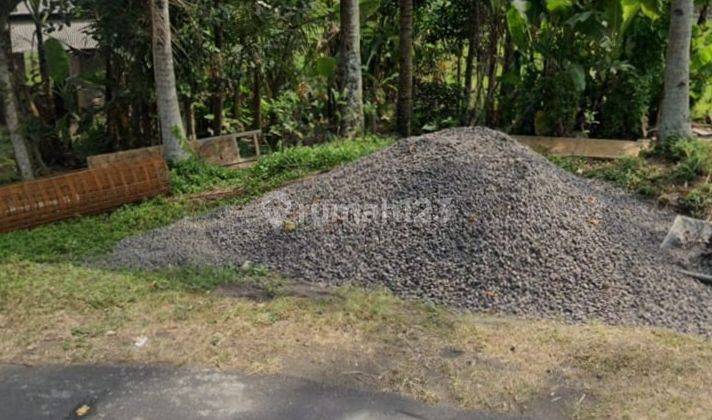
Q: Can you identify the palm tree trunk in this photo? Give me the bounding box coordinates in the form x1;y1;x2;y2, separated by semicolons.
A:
24;1;54;122
484;17;501;126
211;0;224;136
455;43;462;88
461;4;479;124
659;0;694;141
338;0;364;138
252;57;262;130
183;97;197;141
150;0;189;163
396;0;413;137
1;12;33;180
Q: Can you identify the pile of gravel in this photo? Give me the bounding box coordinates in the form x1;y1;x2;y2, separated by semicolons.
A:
110;127;712;335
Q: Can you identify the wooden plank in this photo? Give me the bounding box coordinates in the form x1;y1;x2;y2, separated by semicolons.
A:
87;146;163;168
234;129;262;139
513;135;650;159
193;135;241;166
87;130;261;168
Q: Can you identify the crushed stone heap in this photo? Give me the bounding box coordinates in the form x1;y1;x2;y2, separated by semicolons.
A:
110;127;712;335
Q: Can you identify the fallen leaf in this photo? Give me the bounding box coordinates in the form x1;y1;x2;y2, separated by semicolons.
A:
134;336;148;348
282;220;297;232
75;405;91;417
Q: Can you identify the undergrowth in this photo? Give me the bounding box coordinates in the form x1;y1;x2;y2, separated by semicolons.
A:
0;135;392;263
550;137;712;218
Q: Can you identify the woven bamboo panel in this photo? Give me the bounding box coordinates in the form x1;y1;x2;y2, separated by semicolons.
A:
0;158;170;233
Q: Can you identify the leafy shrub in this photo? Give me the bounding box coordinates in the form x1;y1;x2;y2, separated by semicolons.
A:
596;71;652;140
667;138;712;182
510;66;582;137
534;72;582;136
412;81;461;133
691;21;712;122
263;81;341;147
170;158;244;194
585;157;663;197
679;183;712;218
252;135;392;180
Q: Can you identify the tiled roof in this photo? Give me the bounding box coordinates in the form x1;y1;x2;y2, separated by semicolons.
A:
9;3;96;52
10;3;31;15
10;20;97;52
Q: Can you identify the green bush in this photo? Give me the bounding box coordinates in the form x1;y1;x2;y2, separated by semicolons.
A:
551;139;712;219
651;137;712;182
412;81;461;133
585;157;663;197
596;71;652;140
668;139;712;182
679;183;712;218
170;157;244;194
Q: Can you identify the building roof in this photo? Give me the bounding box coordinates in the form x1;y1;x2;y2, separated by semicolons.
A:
10;21;96;53
10;3;31;16
9;3;96;53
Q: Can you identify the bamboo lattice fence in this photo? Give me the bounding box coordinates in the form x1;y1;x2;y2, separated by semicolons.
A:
0;158;170;233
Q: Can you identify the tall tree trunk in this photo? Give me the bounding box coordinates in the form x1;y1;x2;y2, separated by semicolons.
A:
252;57;262;130
25;1;54;121
104;52;117;148
183;97;196;141
210;0;224;136
1;12;33;179
396;0;413;137
462;4;479;124
456;43;462;88
484;18;501;126
150;0;189;163
338;0;364;138
232;74;243;129
659;0;694;141
495;30;513;128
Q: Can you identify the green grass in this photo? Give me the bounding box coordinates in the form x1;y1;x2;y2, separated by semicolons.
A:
0;135;392;263
1;133;711;418
549;137;712;218
0;260;263;315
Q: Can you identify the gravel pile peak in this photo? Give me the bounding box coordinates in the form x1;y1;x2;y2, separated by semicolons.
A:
110;127;712;335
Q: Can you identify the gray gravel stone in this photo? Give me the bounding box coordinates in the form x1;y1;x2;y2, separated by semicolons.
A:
108;127;712;335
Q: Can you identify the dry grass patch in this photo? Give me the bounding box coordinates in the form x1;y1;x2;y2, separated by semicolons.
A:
0;260;710;418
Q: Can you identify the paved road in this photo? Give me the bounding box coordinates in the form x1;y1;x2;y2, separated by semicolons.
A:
0;364;516;420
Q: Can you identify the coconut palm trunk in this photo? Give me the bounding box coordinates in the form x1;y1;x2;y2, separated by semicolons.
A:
150;0;189;163
658;0;694;141
396;0;413;137
23;0;54;122
0;11;33;180
210;0;224;136
338;0;364;138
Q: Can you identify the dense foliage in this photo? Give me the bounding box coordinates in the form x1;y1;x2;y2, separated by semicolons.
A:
551;136;712;218
1;0;711;175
